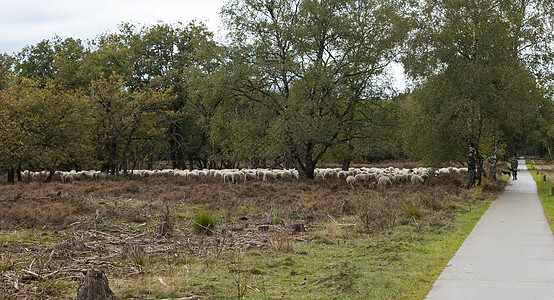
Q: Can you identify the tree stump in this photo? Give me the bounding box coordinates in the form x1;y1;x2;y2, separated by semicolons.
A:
258;225;271;232
288;223;306;233
157;221;172;237
77;269;119;300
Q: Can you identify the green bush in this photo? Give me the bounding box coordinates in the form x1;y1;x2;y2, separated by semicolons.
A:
193;210;218;235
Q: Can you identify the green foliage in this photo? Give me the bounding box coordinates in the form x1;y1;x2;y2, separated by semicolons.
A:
0;76;94;173
221;0;409;177
192;210;218;235
402;0;553;176
92;75;172;172
2;3;553;174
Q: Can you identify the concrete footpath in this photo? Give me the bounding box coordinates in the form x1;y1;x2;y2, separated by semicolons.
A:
425;160;554;299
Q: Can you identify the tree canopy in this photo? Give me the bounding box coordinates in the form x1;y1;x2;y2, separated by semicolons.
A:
0;1;553;184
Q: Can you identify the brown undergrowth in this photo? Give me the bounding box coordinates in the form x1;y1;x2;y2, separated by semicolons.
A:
0;170;505;299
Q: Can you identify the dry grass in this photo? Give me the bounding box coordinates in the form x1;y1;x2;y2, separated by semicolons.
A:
0;170;505;299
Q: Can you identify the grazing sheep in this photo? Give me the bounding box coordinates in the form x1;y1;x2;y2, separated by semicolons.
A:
187;172;199;179
62;173;74;183
436;168;450;177
245;172;257;181
174;170;188;177
279;169;297;180
223;172;234;183
95;172;108;180
315;171;325;181
223;171;245;184
411;175;424;185
337;171;349;180
231;171;245;183
81;170;95;180
346;175;356;189
377;176;392;188
261;171;277;182
324;169;337;179
354;173;370;183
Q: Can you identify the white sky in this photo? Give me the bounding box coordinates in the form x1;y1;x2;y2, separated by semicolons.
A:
0;0;226;55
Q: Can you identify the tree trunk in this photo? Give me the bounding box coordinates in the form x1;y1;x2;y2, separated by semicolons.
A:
489;135;503;180
77;269;119;300
7;168;15;185
341;157;351;171
45;170;55;183
291;154;309;180
283;151;292;169
467;141;477;188
17;162;22;182
476;152;484;186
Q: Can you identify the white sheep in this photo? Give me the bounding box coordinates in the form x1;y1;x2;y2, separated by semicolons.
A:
337;171;349;180
245;172;257;181
261;171;277;182
346;175;356;189
174;170;188;177
95;171;108;180
377;176;392;188
354;173;370;183
436;168;450;177
62;173;74;183
411;175;424;185
315;171;325;181
233;171;245;183
223;172;234;183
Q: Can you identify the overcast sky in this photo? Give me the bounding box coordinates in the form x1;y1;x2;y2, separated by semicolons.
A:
0;0;406;90
0;0;225;55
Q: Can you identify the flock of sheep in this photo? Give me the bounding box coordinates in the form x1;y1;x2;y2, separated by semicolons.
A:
18;166;468;188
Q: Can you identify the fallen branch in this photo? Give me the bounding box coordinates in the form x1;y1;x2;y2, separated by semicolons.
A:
123;232;150;242
21;269;42;280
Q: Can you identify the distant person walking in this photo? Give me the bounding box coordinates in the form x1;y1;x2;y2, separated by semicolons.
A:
510;156;519;180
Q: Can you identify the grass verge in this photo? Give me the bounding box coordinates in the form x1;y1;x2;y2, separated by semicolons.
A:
528;162;554;232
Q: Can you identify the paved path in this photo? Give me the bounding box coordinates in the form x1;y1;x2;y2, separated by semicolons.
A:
425;160;554;299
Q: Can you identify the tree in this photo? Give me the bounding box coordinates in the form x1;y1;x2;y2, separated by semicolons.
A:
222;0;408;179
0;76;93;183
403;0;553;186
52;37;88;90
0;54;14;89
0;76;25;183
88;22;223;170
15;40;56;86
88;74;172;175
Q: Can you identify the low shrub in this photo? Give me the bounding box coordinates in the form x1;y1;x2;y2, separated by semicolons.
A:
192;210;218;235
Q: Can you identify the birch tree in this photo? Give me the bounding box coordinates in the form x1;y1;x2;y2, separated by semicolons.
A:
404;0;553;186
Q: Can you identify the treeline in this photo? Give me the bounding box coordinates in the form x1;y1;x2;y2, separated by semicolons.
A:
1;0;553;186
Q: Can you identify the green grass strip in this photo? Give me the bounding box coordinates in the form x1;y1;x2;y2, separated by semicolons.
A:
528;162;554;232
158;196;495;299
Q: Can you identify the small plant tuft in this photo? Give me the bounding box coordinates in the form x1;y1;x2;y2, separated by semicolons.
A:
193;210;218;235
269;229;295;253
403;202;423;222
